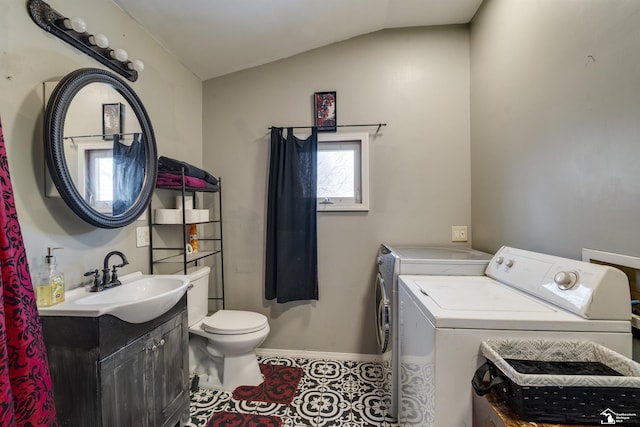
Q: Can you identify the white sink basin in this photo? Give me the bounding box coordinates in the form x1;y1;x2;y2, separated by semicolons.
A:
37;272;190;324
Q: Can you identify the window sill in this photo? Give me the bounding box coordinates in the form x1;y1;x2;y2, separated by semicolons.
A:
317;204;369;212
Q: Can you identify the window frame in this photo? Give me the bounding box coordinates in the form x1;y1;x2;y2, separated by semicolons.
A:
317;132;370;212
76;141;114;213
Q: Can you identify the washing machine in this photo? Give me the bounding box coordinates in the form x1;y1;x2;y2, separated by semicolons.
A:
375;244;493;419
398;246;633;426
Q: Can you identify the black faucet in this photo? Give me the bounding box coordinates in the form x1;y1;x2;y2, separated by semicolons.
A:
84;251;130;292
102;251;129;288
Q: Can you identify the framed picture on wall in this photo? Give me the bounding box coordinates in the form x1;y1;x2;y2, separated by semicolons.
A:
102;103;124;140
314;91;337;132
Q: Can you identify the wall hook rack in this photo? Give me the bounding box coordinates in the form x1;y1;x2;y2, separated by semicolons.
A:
27;0;140;82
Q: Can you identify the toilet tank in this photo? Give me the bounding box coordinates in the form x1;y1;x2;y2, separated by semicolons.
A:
186;266;211;327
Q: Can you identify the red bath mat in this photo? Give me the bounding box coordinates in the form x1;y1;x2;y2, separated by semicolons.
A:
232;363;304;405
207;411;282;427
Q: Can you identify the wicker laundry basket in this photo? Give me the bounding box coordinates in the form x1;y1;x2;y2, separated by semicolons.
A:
472;339;640;425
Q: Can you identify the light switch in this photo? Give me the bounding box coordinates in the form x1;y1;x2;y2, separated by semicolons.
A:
136;226;150;247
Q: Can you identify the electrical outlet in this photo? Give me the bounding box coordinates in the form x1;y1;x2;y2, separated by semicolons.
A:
451;225;468;242
136;226;150;247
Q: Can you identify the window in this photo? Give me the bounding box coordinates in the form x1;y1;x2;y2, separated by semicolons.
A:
317;132;369;211
75;141;114;213
85;149;113;212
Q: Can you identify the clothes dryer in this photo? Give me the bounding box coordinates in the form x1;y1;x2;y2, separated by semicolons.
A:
375;244;492;419
398;246;633;426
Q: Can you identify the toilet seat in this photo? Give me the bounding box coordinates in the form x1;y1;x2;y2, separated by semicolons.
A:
201;310;268;335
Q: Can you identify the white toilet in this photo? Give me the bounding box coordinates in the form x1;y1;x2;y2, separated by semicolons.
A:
186;266;270;391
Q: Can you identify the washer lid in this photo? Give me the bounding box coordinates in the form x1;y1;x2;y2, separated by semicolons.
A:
383;245;493;276
387;245;493;262
201;310;268;335
399;275;629;333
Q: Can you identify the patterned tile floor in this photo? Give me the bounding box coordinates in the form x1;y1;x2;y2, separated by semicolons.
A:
186;354;399;427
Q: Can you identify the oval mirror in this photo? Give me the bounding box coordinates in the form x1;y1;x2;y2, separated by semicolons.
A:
44;68;157;228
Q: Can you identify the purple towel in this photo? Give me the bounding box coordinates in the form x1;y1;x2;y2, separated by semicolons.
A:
156;172;209;188
158;156;218;186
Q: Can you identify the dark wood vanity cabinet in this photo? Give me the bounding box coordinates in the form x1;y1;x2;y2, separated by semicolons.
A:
41;296;189;427
101;311;187;426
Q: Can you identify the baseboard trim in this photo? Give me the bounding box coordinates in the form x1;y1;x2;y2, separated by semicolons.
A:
256;348;382;363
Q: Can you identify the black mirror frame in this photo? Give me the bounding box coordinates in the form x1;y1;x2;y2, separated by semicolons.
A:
44;68;158;229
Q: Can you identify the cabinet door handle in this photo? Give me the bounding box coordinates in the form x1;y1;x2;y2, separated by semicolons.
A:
142;339;166;353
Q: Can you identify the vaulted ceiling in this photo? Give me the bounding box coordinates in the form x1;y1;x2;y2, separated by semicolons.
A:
113;0;483;80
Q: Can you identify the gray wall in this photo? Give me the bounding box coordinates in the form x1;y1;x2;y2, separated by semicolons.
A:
203;27;473;354
16;0;633;357
0;0;201;288
470;0;640;260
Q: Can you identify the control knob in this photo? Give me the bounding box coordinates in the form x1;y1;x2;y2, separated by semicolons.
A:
554;271;578;290
505;259;514;268
495;257;504;265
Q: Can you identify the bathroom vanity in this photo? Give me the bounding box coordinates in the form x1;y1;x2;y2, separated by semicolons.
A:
40;296;189;427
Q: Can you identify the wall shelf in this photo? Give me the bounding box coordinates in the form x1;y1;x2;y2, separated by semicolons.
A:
153;250;220;264
149;171;224;309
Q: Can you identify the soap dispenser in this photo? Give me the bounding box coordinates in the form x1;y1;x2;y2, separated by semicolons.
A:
33;260;52;308
45;247;65;305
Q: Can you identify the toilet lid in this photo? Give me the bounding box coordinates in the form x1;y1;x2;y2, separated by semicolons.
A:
200;310;268;335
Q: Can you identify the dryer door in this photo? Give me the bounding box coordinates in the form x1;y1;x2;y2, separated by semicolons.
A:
375;272;391;353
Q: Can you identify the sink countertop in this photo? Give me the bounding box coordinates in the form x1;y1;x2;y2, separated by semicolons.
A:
36;272;190;323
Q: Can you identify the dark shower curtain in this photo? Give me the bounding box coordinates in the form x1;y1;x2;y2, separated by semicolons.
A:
265;127;318;303
113;133;146;216
0;116;57;425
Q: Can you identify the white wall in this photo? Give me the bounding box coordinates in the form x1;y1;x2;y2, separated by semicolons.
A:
0;0;201;287
203;27;472;354
470;0;640;259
